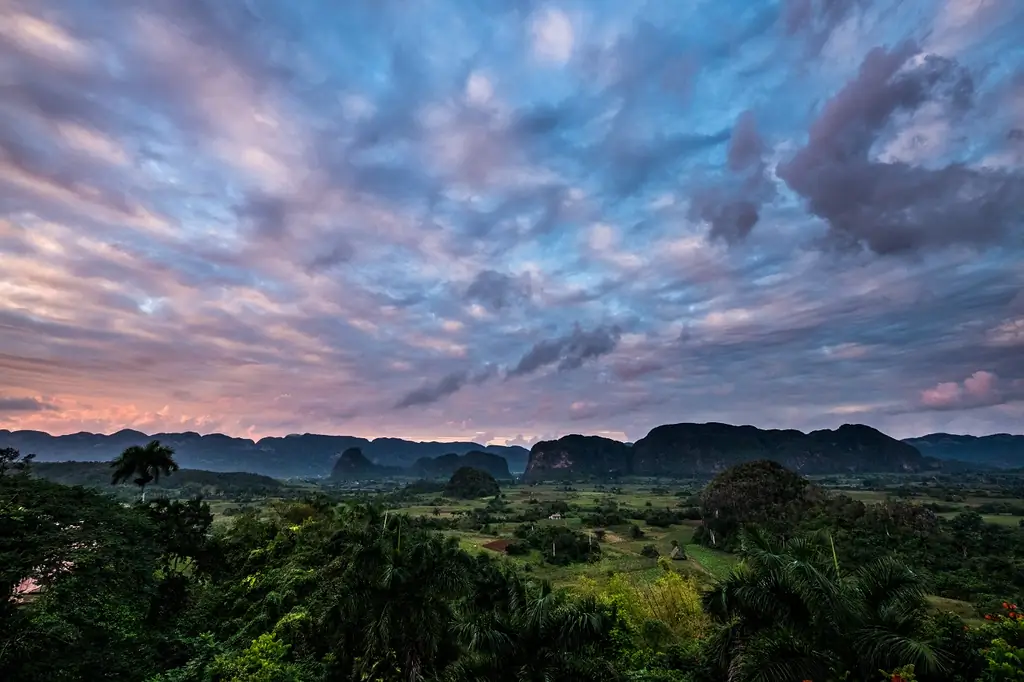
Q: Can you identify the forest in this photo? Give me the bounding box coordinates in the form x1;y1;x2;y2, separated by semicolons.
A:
2;443;1023;682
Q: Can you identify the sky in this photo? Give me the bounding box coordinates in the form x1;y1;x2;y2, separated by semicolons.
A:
0;0;1022;445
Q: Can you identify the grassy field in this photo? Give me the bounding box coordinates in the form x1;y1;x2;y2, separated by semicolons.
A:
372;482;736;586
936;511;1023;527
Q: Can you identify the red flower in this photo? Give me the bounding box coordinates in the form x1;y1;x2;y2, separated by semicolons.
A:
985;614;993;620
1004;602;1010;609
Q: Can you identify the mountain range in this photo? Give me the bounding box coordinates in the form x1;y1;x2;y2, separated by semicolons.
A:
902;433;1024;470
0;429;529;478
2;424;1020;480
524;423;1021;479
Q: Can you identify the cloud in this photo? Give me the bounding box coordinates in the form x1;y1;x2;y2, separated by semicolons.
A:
690;110;776;242
0;0;1022;442
920;370;1006;410
777;43;1024;254
986;318;1024;347
530;7;574;65
510;324;622;376
0;396;57;413
395;370;471;409
464;270;533;311
394;365;497;408
783;0;862;54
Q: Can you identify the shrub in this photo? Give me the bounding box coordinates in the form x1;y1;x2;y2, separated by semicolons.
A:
640;544;660;558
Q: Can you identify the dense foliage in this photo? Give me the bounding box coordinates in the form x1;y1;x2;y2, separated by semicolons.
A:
3;448;1024;681
110;440;180;501
697;459;822;549
444;466;500;499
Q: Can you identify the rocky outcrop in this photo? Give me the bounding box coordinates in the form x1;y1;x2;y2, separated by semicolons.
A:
330;448;375;479
525;434;632;479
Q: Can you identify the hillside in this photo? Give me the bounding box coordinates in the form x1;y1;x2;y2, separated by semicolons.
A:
30;460;284;495
903;433;1024;470
525;422;931;480
411;450;513;480
0;429;529;478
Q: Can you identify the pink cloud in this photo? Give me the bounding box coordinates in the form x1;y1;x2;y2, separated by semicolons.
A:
920;370;1001;410
963;370;997;399
921;381;963;408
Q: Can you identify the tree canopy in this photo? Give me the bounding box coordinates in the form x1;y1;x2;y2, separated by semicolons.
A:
697;459;822;549
110;440;179;501
444;466;500;499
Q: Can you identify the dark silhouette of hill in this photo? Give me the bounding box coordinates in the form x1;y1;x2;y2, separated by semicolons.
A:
0;429;528;478
11;422;1015;480
411;450;512;480
902;433;1024;470
525;422;935;480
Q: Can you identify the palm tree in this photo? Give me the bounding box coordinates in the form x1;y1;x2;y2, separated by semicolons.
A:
311;504;472;681
449;570;619;681
110;440;179;502
703;528;944;682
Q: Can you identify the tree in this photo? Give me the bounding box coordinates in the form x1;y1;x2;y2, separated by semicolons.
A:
110;440;179;502
699;459;821;549
703;528;943;682
0;475;162;682
0;447;34;478
450;570;620;681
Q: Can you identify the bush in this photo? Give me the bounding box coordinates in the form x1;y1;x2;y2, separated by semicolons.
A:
505;541;529;556
640;544;660;558
512;524;601;565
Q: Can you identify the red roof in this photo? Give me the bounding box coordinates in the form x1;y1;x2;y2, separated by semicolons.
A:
482;539;511;553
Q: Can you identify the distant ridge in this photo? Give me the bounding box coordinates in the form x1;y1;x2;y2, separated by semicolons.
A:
525;422;936;479
5;423;1018;480
0;429;529;478
902;433;1024;470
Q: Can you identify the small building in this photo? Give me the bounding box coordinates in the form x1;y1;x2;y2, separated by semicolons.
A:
548;513;562;520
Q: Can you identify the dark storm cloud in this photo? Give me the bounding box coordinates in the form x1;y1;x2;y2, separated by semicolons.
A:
778;43;1024;255
690;110;776;242
394;365;497;409
464;270;533;311
0;396;57;413
394;371;471;409
510;325;623;377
